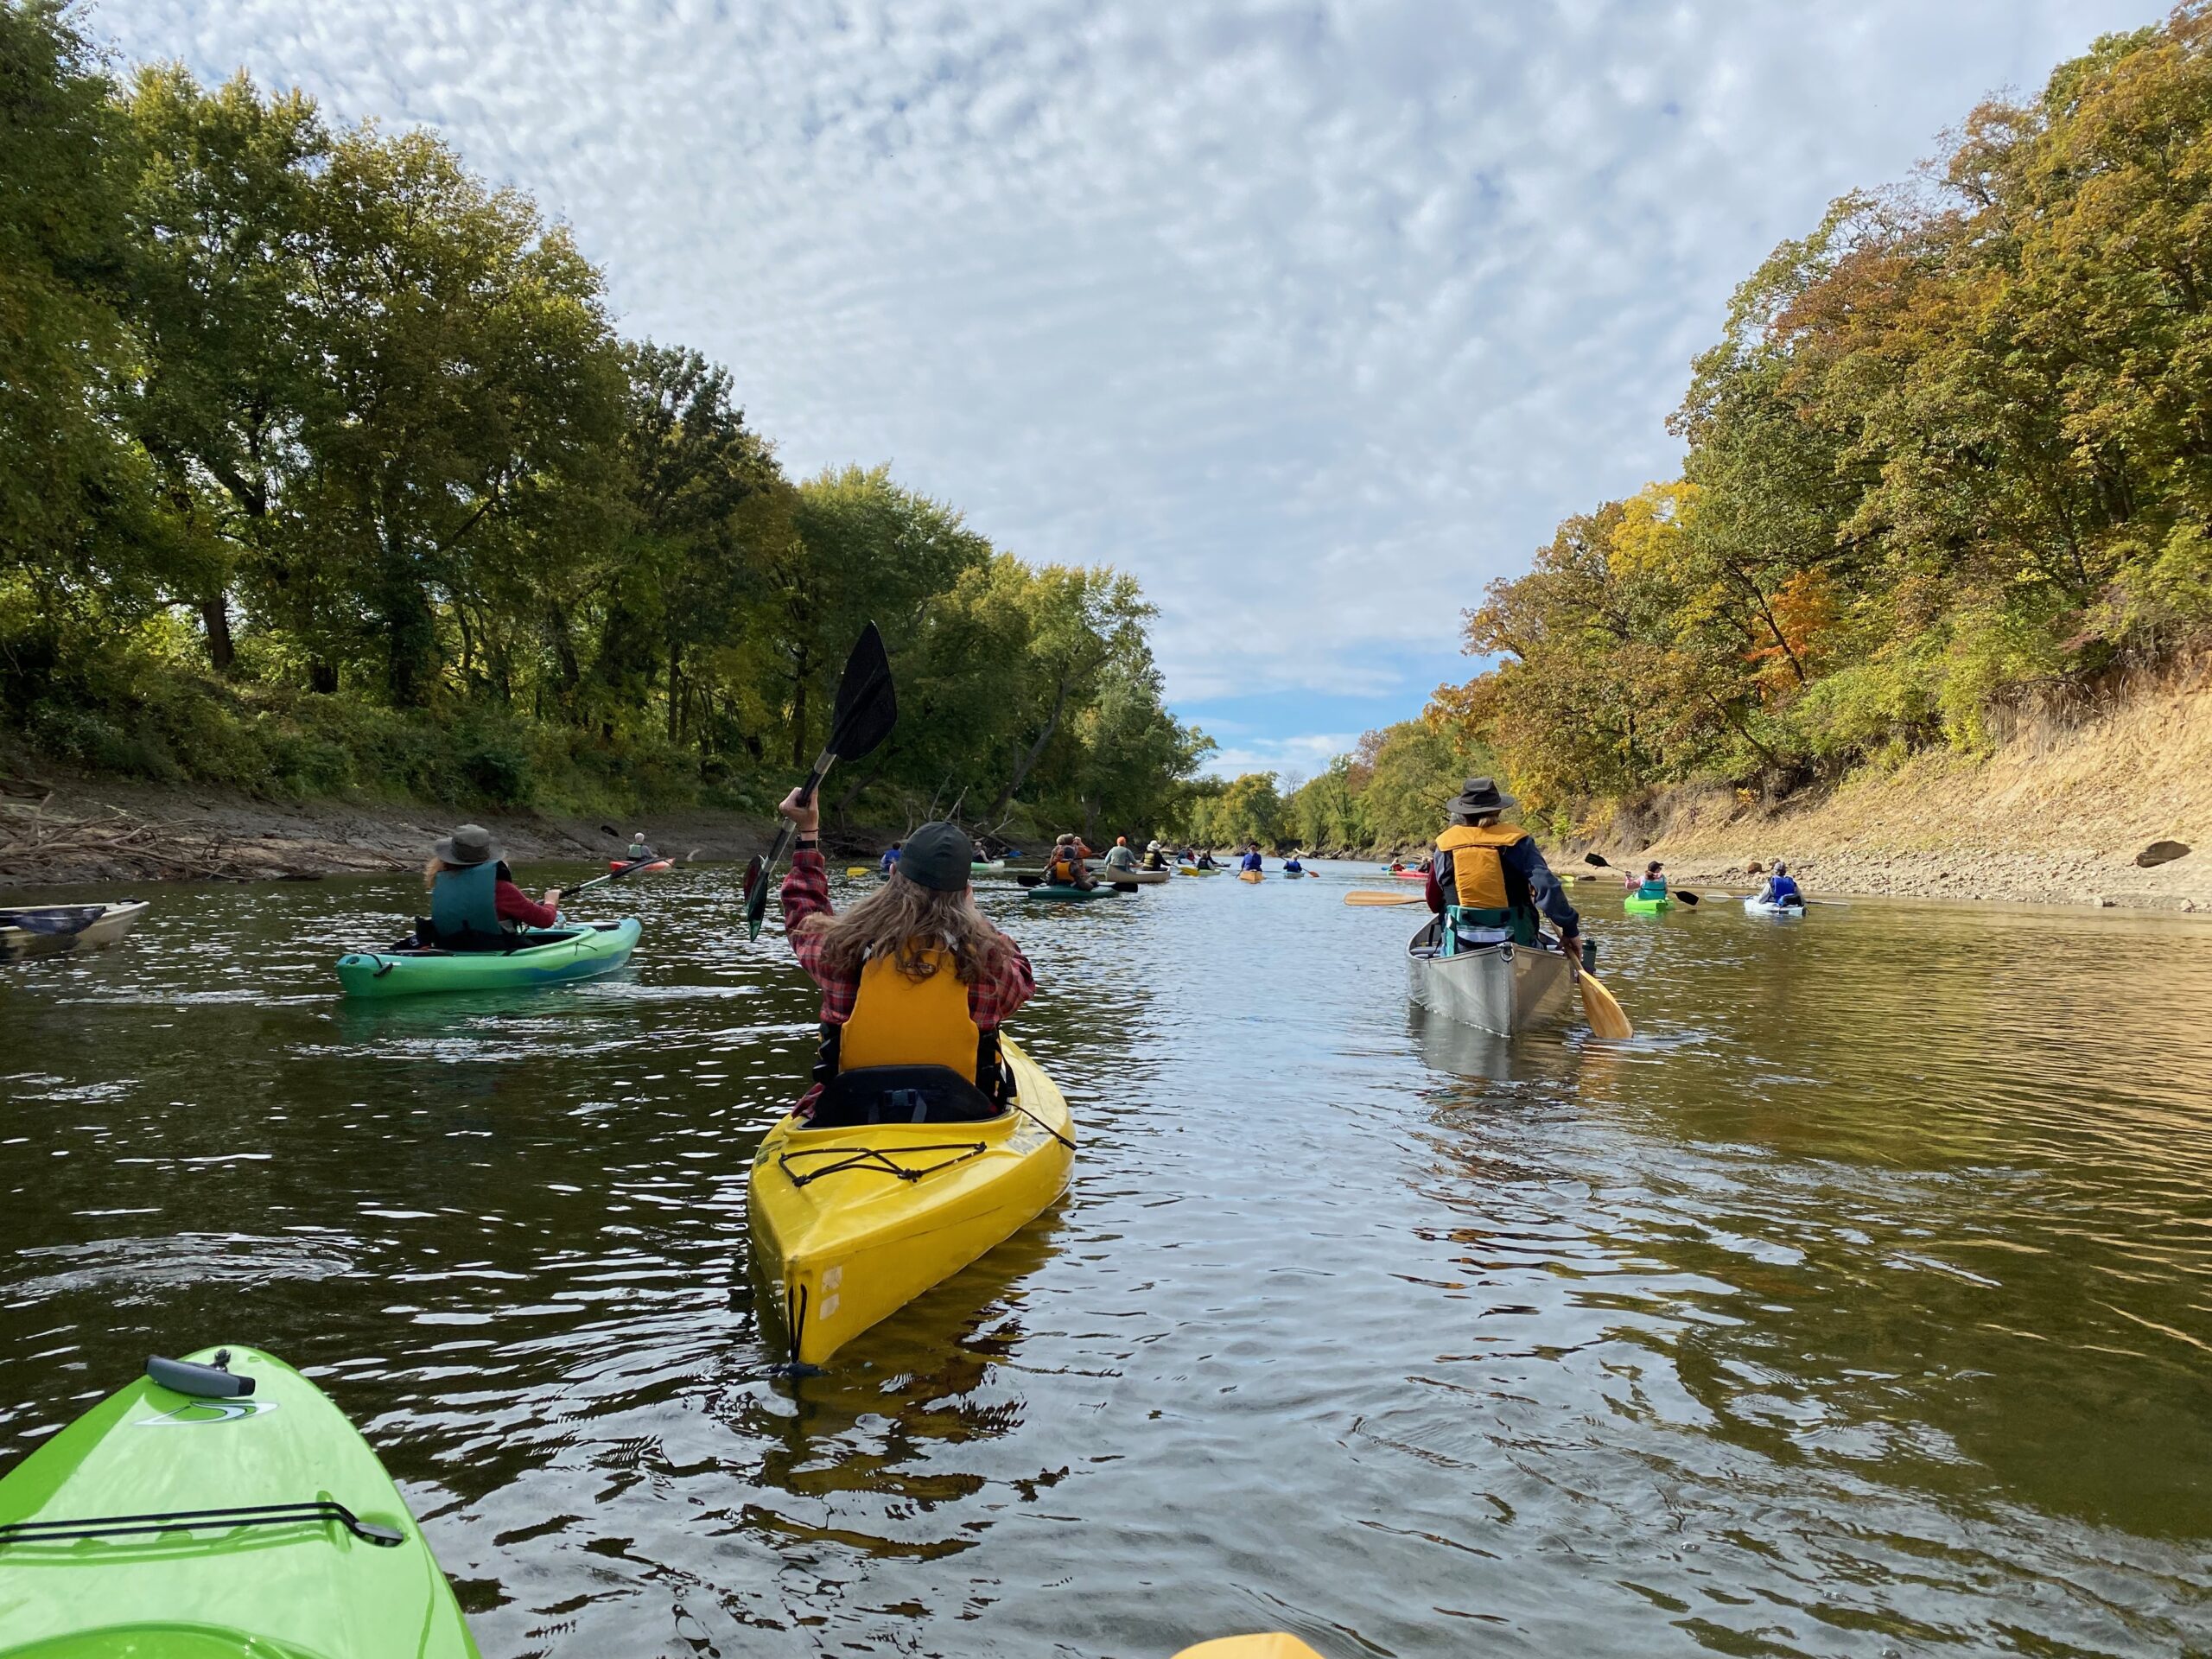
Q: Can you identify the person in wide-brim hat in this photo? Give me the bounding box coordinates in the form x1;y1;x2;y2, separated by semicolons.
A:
422;823;563;945
1444;776;1516;822
1428;776;1581;966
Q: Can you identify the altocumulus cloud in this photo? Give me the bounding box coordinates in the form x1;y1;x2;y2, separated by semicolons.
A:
99;0;2158;772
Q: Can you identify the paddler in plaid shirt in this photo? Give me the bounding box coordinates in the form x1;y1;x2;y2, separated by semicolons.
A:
776;789;1035;1119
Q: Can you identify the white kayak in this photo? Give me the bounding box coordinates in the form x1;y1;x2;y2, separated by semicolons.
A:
0;900;150;964
1744;896;1807;918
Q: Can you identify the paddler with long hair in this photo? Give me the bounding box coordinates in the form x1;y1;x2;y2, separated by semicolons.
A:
1424;777;1580;963
777;790;1034;1121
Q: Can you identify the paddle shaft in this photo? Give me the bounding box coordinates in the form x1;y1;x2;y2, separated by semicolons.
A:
753;745;840;897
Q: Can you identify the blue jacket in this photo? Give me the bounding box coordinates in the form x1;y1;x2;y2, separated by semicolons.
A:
1765;874;1801;904
1241;850;1263;872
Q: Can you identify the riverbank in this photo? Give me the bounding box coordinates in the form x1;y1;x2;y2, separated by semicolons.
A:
0;771;807;889
1580;671;2212;912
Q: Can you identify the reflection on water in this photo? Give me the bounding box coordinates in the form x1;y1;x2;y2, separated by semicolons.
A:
2;862;2209;1656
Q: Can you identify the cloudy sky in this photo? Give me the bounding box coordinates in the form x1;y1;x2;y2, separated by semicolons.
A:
99;0;2157;779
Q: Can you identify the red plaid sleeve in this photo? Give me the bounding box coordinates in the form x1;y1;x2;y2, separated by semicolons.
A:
781;849;858;1022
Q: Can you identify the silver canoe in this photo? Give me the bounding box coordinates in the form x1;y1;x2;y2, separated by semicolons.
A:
0;900;151;964
1406;915;1575;1036
1102;867;1172;885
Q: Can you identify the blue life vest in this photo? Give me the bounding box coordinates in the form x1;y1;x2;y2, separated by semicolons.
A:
1637;878;1668;899
430;861;501;938
1768;874;1801;904
1242;851;1262;871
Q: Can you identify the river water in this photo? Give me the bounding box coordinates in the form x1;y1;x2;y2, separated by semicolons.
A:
2;860;2208;1657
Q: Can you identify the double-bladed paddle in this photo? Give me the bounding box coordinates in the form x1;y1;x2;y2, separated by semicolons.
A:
742;623;898;941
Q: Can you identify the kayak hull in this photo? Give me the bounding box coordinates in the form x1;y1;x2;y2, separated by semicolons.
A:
1389;870;1427;880
749;1038;1075;1367
1238;870;1263;883
1744;897;1806;918
0;900;150;964
0;1346;480;1659
1407;917;1575;1036
969;860;1007;874
1623;895;1673;914
335;918;641;998
1102;868;1170;885
608;857;672;874
1024;885;1117;902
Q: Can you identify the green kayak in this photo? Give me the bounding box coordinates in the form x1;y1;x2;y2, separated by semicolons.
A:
336;917;640;998
1622;894;1673;914
0;1345;480;1657
1024;884;1120;903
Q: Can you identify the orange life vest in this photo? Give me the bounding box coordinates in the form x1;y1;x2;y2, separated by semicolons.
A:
1435;822;1528;911
836;947;983;1079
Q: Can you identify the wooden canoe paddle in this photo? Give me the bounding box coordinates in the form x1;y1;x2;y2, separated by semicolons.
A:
1173;1638;1326;1659
1344;889;1425;906
742;623;898;942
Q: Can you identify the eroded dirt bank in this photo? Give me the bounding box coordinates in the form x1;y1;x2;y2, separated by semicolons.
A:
1583;671;2211;912
0;772;810;890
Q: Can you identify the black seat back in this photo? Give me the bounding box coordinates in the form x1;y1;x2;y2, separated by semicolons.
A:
810;1065;1007;1128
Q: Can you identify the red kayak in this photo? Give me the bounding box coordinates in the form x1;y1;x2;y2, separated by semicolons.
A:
609;858;673;874
1389;868;1427;880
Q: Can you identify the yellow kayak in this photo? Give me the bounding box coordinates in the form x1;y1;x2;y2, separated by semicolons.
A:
748;1037;1075;1367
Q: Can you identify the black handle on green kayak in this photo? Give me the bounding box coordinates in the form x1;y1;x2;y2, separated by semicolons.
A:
147;1355;254;1398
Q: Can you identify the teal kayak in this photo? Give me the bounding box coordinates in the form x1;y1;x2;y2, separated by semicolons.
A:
0;1345;480;1657
1025;885;1119;902
336;918;640;998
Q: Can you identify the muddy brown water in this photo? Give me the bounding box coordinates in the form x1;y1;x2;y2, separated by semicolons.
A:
2;862;2208;1656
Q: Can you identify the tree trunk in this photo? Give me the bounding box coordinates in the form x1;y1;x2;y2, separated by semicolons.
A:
789;652;810;768
200;595;236;674
668;634;683;743
987;671;1071;820
309;658;339;695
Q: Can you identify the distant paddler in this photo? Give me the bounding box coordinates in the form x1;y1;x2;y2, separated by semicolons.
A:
1139;840;1172;871
879;840;903;875
1625;861;1667;899
775;803;1034;1121
1425;778;1580;966
1239;842;1264;874
623;830;658;863
1048;833;1096;890
1754;860;1804;908
1102;836;1140;877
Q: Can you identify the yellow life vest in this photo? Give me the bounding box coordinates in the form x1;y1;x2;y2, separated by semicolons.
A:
1049;853;1081;884
836;946;982;1080
1436;822;1528;911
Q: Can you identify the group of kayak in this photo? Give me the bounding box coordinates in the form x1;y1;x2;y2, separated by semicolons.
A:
1020;835;1324;899
1617;857;1810;917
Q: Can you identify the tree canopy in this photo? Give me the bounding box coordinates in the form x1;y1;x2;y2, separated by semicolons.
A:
1430;7;2212;821
0;3;1206;832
